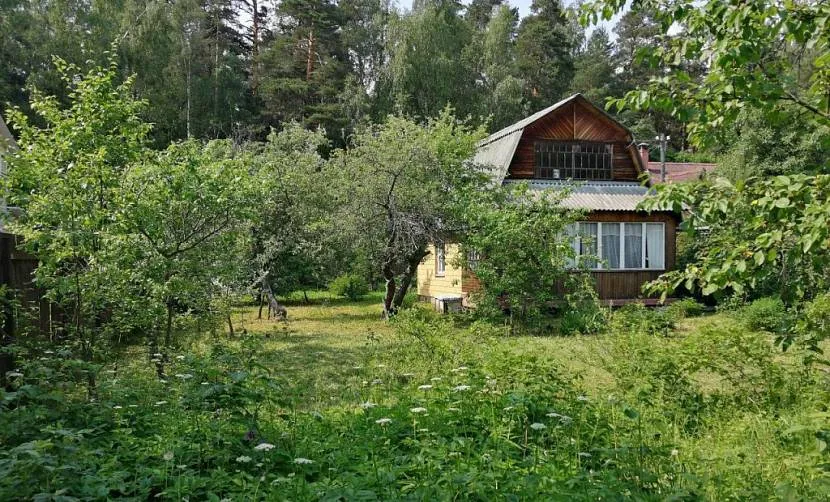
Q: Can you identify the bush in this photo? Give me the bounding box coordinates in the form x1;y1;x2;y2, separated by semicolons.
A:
740;296;790;333
610;303;676;337
559;280;607;335
667;298;706;319
328;274;369;300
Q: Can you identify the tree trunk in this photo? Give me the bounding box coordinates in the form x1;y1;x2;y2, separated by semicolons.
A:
227;314;235;336
306;29;316;81
251;0;259;94
257;292;264;319
392;247;428;310
382;262;396;319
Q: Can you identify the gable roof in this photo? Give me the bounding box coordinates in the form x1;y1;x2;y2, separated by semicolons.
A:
473;93;642;184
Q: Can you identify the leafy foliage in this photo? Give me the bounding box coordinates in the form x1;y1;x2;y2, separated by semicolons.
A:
641;175;830;303
329;274;370;300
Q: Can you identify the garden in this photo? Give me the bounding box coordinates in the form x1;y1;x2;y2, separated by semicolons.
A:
2;292;828;500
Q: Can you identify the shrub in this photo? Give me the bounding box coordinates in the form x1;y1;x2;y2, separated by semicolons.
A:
610;303;676;337
328;274;369;300
559;277;607;335
740;296;790;333
788;293;830;358
667;298;705;319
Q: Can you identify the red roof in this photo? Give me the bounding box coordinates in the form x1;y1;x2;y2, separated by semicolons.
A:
647;162;715;183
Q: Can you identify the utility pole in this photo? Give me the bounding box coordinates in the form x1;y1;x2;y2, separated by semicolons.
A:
655;133;670;182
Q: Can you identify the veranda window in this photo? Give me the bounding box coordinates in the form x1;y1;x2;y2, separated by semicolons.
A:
534;142;613;180
567;222;665;270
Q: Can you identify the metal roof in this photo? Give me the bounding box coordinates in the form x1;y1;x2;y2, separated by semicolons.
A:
503;180;657;212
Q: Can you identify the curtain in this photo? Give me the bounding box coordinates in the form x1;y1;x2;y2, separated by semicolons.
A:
564;223;578;269
646;223;665;269
580;222;598;268
601;223;620;269
624;223;643;269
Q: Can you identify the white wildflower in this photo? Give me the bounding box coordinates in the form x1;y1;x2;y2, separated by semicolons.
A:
177;464;187;469
153;353;163;357
452;385;470;392
236;455;252;463
578;452;592;458
371;379;383;385
375;418;392;425
176;355;185;361
530;422;547;431
671;449;679;457
44;350;54;354
448;407;460;412
401;373;415;378
410;407;427;414
113;405;123;410
376;364;386;368
451;366;468;373
163;451;174;461
254;443;275;451
430;377;442;382
175;373;193;380
360;401;377;409
503;406;515;411
293;458;313;465
6;371;23;378
576;395;589;402
201;382;209;385
154;401;168;406
417;385;433;391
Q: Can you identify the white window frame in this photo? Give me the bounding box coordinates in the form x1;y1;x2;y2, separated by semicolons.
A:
435;242;446;277
571;221;665;271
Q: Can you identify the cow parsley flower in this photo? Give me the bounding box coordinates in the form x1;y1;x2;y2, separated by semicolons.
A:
576;395;589;402
175;355;185;361
530;422;546;431
451;366;469;373
671;449;679;457
163;451;174;461
452;385;470;392
417;385;433;391
293;458;313;464
410;407;427;414
6;371;22;378
113;405;123;410
371;379;383;385
375;418;392;425
236;455;252;463
360;401;377;409
254;443;275;451
175;373;193;380
430;377;442;382
154;401;168;406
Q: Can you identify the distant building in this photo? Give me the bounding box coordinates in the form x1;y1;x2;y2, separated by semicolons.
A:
637;144;716;183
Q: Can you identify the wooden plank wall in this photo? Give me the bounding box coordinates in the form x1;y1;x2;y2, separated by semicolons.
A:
416;243;464;299
507;100;640;181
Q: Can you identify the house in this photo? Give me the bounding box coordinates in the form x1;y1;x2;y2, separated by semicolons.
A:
638;144;716;183
416;94;681;309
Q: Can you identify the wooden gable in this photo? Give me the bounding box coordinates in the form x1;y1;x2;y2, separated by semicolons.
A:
507;97;641;181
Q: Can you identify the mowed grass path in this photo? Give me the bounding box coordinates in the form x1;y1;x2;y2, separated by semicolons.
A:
225;292;810;413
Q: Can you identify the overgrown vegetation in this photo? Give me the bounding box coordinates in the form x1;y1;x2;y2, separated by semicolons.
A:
1;298;828;500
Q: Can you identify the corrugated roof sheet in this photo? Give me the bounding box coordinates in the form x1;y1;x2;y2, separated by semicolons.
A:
504;180;656;211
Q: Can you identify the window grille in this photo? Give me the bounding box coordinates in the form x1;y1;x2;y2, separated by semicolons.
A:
534;142;613;180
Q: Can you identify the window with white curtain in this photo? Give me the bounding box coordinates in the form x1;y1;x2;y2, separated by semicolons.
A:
601;222;621;269
435;243;446;276
645;223;665;269
624;223;643;269
567;221;665;270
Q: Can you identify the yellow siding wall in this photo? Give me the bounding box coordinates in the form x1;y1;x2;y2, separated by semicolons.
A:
417;243;464;298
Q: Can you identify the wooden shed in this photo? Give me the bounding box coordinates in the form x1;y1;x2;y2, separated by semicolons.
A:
416;94;681;306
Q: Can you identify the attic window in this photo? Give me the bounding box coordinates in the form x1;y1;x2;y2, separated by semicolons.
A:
534;142;613;180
